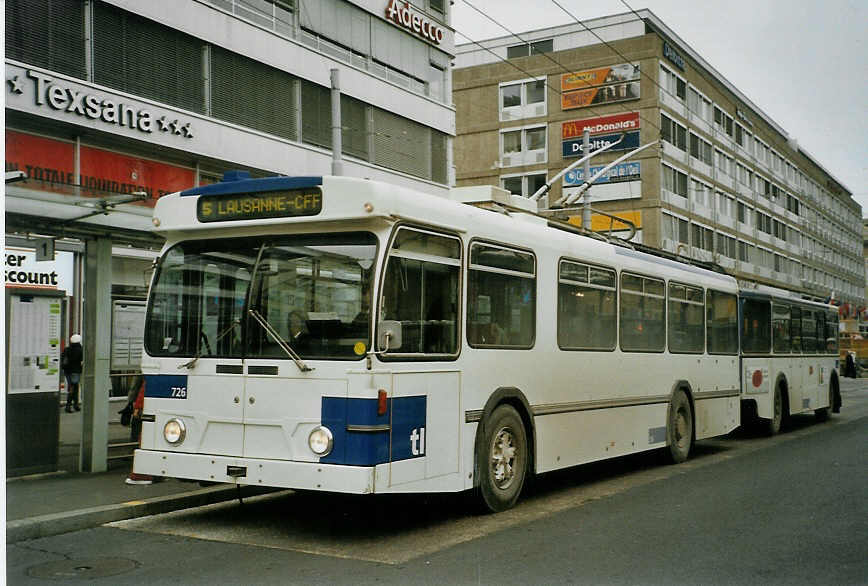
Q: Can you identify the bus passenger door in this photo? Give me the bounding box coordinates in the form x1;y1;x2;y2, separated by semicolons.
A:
388;371;460;486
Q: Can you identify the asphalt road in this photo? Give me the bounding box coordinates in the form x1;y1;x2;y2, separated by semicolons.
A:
8;380;867;585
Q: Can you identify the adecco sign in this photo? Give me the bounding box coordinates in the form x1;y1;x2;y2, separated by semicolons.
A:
385;0;444;44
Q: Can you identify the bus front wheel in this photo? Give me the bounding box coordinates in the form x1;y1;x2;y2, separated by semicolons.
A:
667;389;693;463
766;386;784;435
477;404;527;513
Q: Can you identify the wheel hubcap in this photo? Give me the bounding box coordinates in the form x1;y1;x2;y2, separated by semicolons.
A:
675;408;688;448
491;427;517;489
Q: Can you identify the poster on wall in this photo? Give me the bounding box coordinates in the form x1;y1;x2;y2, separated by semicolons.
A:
563;162;641;185
560;63;640;110
561;82;640;110
561;63;640;91
5;130;195;206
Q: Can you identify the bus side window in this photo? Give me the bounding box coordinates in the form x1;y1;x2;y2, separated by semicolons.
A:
772;303;791;353
467;242;536;348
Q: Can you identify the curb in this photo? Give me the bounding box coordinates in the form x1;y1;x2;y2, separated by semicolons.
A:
6;485;276;544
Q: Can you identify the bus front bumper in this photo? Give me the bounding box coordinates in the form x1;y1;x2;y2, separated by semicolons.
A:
133;449;376;494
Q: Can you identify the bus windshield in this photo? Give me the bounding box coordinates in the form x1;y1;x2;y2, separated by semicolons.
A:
145;232;377;360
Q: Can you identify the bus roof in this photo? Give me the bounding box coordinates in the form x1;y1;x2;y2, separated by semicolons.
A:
153;173;738;291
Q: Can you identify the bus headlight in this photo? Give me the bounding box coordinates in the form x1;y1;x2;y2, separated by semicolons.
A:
308;426;333;456
163;418;186;445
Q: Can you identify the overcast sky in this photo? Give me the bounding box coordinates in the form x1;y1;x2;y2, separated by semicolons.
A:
452;0;868;216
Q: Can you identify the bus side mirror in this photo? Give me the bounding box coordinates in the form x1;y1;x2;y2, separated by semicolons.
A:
378;320;402;352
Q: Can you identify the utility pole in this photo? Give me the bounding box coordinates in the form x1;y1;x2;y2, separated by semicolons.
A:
581;128;591;230
330;68;343;176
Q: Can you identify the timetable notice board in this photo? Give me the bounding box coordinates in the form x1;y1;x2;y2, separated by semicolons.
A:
7;295;62;393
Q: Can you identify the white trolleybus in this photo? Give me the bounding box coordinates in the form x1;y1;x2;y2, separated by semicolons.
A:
738;283;841;434
132;172;831;511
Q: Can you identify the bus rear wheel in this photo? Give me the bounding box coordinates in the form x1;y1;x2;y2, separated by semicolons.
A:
814;382;833;422
477;404;527;513
667;389;693;463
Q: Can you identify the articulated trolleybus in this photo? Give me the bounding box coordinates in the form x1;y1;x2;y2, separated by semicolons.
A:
132;172;809;511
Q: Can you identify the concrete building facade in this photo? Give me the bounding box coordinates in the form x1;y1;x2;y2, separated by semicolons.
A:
453;10;863;309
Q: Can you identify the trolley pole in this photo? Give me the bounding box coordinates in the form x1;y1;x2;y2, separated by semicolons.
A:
330;68;343;176
582;128;591;230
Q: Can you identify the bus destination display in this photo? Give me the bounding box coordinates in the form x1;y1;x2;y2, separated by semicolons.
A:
197;189;322;222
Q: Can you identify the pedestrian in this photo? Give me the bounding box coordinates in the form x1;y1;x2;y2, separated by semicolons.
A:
61;334;83;412
844;351;858;378
125;382;156;485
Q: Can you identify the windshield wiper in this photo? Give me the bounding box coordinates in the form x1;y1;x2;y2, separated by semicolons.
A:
248;309;314;373
179;319;240;370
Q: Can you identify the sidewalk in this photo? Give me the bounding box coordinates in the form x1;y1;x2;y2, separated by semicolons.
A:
6;403;270;544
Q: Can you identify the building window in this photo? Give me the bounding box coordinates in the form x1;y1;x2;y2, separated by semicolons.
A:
687;87;712;122
738;240;753;263
5;0;86;80
689;133;712;165
692;223;714;251
213;46;298;141
662;213;689;245
737;201;749;224
713;106;734;137
500;79;546;120
660;64;686;100
500;126;547;167
661;113;687;151
716;232;737;258
662;164;688;198
507;39;553;58
93;2;206;114
691;179;712;208
501;173;547;198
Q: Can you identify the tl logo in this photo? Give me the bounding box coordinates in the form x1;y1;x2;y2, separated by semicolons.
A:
410;427;426;456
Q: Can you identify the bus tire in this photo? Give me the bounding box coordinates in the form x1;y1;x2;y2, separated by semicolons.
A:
765;386;784;435
815;381;834;422
666;389;693;463
477;404;527;513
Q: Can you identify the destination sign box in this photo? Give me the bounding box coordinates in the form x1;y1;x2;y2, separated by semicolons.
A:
197;189;322;223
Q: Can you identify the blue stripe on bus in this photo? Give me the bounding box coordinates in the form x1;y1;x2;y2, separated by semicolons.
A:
144;374;189;399
320;396;426;466
179;176;323;197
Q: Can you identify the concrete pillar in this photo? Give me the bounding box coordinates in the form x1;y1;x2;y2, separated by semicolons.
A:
80;236;112;472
